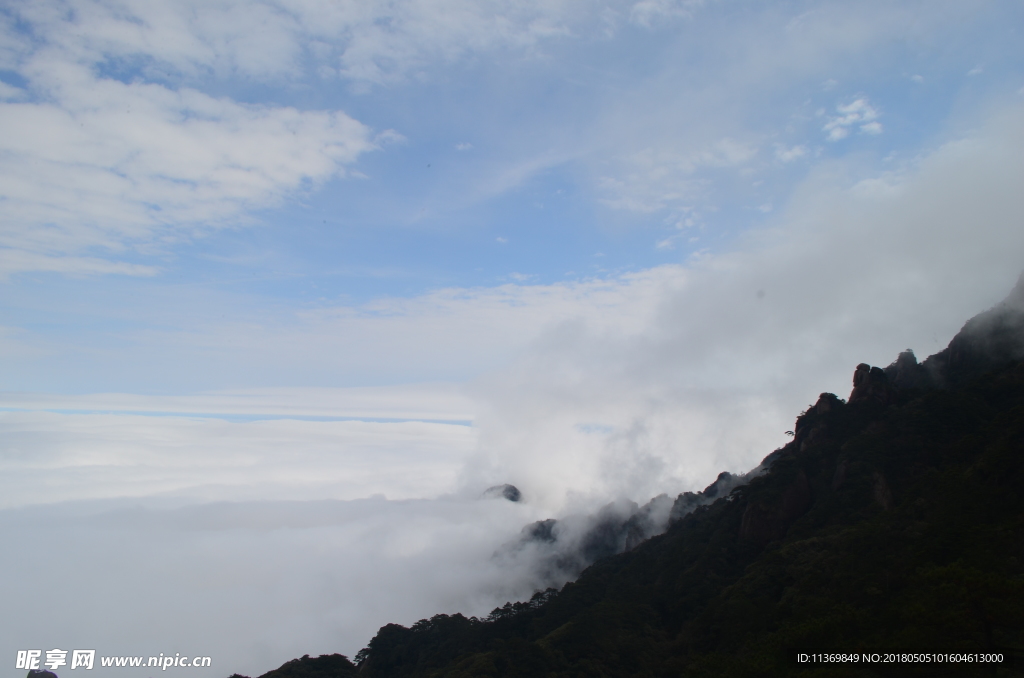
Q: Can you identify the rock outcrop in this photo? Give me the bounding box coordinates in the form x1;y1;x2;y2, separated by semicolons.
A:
482;484;522;502
850;363;893;405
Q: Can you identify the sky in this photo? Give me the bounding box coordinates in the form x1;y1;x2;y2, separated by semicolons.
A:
3;0;1024;675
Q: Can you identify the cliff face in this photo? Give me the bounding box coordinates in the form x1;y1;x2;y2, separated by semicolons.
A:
244;279;1024;678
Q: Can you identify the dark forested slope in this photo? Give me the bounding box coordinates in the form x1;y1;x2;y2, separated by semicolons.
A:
246;278;1024;678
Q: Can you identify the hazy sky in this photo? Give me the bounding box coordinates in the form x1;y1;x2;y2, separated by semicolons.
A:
3;0;1024;675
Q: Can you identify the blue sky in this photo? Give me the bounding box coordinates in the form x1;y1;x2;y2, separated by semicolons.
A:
3;1;1024;674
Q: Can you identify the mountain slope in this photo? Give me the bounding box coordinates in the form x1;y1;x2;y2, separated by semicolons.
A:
248;278;1024;678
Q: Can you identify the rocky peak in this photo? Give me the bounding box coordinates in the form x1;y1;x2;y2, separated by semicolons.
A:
849;363;892;404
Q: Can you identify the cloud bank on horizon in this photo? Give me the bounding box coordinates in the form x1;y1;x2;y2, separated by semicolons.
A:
2;0;1024;675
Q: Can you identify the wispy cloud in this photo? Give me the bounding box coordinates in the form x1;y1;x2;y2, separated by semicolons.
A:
0;64;375;272
629;0;705;27
774;144;807;163
598;138;758;212
823;97;882;141
0;248;159;278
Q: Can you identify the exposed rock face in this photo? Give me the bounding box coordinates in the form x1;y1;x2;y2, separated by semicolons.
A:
850;363;893;405
482;484;522;502
883;349;932;389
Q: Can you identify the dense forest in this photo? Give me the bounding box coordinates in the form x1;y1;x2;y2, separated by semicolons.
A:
235;278;1024;677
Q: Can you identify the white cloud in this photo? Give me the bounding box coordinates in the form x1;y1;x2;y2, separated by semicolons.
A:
0;61;375;271
629;0;703;27
577;2;975;220
860;120;883;135
775;144;807;162
374;128;407;145
823;97;881;141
